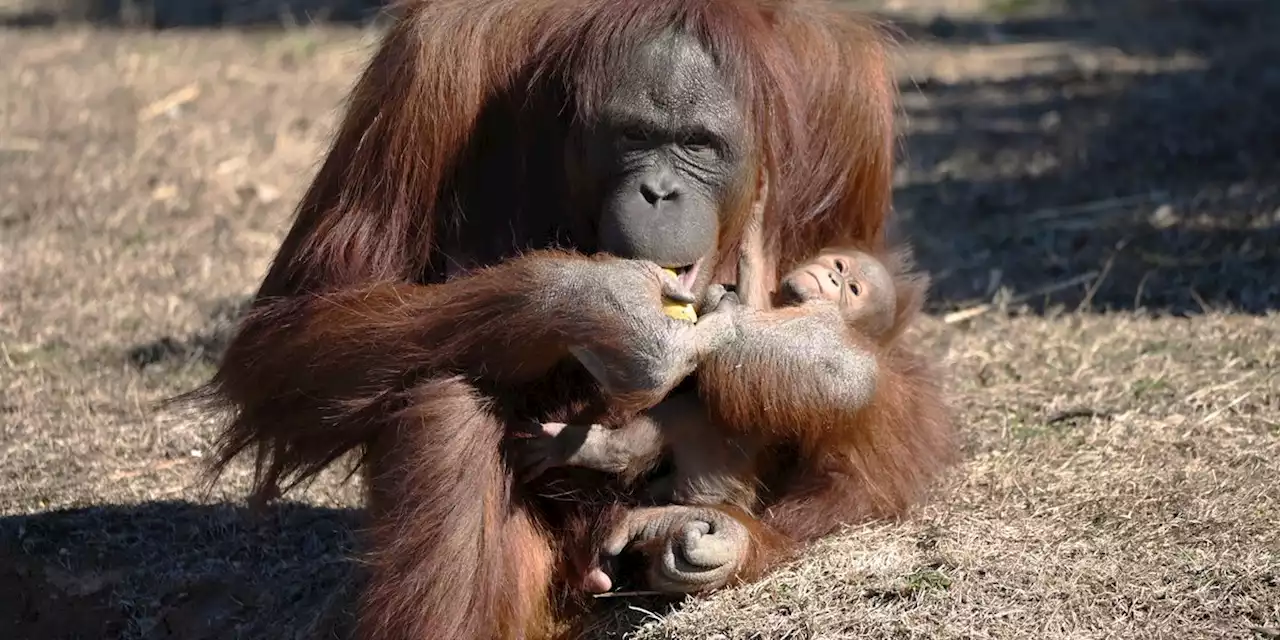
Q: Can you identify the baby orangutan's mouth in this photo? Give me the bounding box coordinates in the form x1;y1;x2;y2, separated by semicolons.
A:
777;278;811;306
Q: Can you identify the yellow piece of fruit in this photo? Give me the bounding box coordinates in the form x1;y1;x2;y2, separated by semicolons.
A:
663;301;697;322
660;268;698;322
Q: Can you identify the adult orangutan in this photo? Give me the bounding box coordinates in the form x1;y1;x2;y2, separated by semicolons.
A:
186;1;954;638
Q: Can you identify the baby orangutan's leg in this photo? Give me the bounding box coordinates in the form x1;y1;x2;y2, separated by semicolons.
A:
511;393;762;509
596;505;753;594
508;392;703;484
510;417;665;484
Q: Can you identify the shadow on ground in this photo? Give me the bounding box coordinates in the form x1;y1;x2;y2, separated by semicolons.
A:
885;0;1280;315
126;297;247;371
0;0;393;28
1;500;674;639
0;502;362;639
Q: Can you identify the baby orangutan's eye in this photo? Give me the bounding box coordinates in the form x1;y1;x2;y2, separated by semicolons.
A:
848;281;861;296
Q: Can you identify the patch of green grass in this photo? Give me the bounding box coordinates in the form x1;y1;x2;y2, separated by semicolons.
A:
904;567;954;593
120;230;150;248
1131;377;1173;400
1139;340;1172;355
1007;410;1053;441
864;567;955;604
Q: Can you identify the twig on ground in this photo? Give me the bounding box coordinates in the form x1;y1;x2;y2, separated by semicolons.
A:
1077;253;1116;311
1184;373;1256;405
1015;271;1101;304
943;304;991;325
1133;269;1154;308
1022;193;1159;224
625;604;667;624
593;590;665;599
1198;392;1253;426
1188;287;1211;314
139;83;202;121
943;270;1100;324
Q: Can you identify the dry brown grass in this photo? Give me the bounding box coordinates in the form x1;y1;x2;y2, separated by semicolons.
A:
2;1;1278;638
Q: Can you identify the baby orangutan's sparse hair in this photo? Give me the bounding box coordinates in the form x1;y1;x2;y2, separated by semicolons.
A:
513;244;950;594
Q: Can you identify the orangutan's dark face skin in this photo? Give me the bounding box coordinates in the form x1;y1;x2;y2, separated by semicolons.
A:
574;30;750;294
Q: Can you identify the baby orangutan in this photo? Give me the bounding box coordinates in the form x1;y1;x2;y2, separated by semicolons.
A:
513;248;906;587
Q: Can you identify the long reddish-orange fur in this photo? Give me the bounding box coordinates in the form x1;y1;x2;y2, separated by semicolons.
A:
185;1;928;639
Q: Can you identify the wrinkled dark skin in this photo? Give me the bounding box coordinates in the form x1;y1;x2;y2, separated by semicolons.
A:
570;31;750;282
542;258;737;405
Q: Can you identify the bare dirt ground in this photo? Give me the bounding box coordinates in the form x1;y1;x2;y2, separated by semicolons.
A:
2;1;1277;638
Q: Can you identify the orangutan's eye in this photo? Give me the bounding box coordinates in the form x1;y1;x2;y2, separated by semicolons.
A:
684;132;714;150
848;281;861;296
621;126;649;143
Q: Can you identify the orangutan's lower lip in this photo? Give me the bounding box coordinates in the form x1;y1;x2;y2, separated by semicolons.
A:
674;260;702;288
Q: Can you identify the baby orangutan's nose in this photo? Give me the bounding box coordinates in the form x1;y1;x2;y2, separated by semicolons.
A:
826;270;841;289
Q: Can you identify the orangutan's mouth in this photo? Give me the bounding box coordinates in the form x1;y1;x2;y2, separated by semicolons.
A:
671;260;702;289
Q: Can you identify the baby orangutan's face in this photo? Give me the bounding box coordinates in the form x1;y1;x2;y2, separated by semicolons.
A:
777;249;896;338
